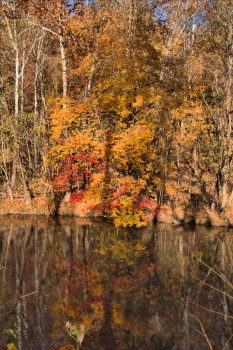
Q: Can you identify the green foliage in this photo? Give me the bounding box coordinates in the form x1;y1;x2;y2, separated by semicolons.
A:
67;323;82;339
4;329;17;340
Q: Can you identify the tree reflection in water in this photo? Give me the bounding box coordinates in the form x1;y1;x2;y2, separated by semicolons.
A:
0;217;232;350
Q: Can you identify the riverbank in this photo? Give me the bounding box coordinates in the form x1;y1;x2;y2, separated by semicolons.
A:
0;196;232;227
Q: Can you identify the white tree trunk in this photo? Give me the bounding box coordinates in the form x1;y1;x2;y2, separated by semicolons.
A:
59;34;68;101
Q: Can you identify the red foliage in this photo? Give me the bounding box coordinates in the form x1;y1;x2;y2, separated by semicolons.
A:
112;276;127;285
108;199;122;209
51;152;103;194
112;187;126;198
138;197;157;210
70;190;84;204
94;209;103;216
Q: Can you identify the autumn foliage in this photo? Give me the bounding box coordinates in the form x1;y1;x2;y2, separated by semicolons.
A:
1;0;233;226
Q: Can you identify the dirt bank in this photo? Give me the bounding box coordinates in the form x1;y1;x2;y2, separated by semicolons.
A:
0;196;232;227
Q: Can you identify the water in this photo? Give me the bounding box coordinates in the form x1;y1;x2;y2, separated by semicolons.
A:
0;217;233;350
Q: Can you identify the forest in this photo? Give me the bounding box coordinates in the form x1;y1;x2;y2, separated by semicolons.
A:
0;0;233;227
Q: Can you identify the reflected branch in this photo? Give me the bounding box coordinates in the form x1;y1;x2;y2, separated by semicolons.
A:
190;299;233;320
193;275;233;300
0;288;40;314
194;255;233;290
222;334;233;350
189;313;213;350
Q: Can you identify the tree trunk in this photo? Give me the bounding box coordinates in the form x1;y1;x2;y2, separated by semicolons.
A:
59;34;68;101
221;22;233;209
15;44;19;118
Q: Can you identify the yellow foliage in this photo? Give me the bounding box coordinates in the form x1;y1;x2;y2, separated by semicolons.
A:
83;172;105;206
74;53;95;76
133;95;144;108
59;345;76;350
96;239;145;264
166;183;177;196
49;100;89;141
113;302;125;326
113;123;154;178
87;270;104;297
119;109;131;118
7;344;17;350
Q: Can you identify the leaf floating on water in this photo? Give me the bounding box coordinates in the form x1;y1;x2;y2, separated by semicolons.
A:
66;322;85;348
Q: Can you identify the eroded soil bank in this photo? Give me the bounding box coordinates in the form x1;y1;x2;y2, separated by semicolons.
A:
0;196;232;227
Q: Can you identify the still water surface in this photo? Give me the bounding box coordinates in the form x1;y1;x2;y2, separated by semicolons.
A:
0;217;233;350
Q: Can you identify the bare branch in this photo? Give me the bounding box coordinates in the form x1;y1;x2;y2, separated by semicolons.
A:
189;313;213;350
